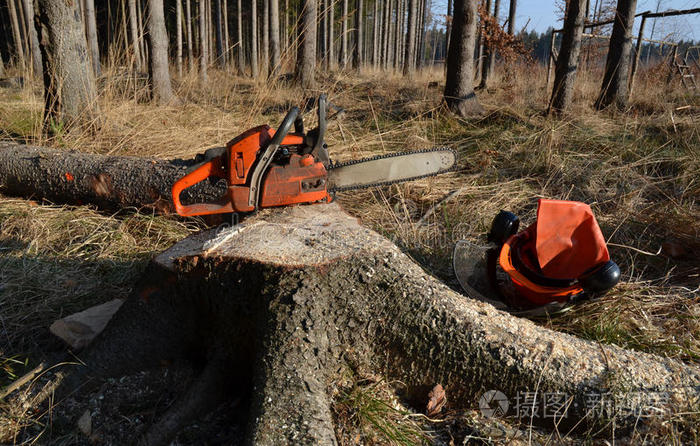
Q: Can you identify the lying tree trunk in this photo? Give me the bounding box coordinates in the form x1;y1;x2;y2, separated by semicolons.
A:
0;142;220;213
48;203;700;445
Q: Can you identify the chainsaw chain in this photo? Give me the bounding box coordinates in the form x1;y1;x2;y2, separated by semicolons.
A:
327;147;457;193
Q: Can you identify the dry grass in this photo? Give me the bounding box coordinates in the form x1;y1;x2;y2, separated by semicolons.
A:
0;60;699;444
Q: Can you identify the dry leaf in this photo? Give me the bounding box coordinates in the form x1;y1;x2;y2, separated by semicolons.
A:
426;384;446;417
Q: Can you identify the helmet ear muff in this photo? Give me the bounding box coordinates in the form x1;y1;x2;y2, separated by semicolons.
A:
488;210;520;245
579;260;621;295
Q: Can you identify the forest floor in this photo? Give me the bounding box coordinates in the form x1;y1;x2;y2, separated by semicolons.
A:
0;63;698;445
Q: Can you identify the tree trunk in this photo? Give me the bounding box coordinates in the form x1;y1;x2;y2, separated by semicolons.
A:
445;0;452;60
223;0;230;65
138;0;148;67
0;142;222;213
295;0;317;88
403;0;416;75
507;0;516;35
478;0;499;89
327;0;334;68
129;0;143;70
353;0;362;70
214;0;225;67
34;199;699;445
251;0;259;77
340;0;348;67
548;0;586;114
392;0;399;69
7;0;25;68
416;0;427;68
146;0;175;103
270;0;281;74
200;0;209;81
372;0;378;66
444;0;483;117
237;0;244;74
594;0;637;110
0;52;5;76
21;0;42;75
36;0;100;129
177;0;183;76
381;0;389;68
186;0;194;72
83;0;101;77
262;0;269;73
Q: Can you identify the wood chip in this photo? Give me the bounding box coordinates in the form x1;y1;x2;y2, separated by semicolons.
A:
426;384;446;417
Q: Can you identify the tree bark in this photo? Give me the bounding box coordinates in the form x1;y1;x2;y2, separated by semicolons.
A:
403;0;417;75
446;0;452;61
381;0;389;68
146;0;175;103
129;0;143;70
214;0;225;67
478;0;499;89
7;0;25;68
36;0;100;129
186;0;194;72
42;201;700;445
223;0;230;65
295;0;317;88
251;0;259;77
0;52;5;76
137;0;148;67
200;0;209;81
177;0;183;76
270;0;281;74
548;0;586;114
507;0;516;35
21;0;42;75
262;0;269;73
444;0;483;117
0;142;220;214
353;0;362;70
327;0;334;68
340;0;348;67
372;0;378;67
83;0;101;77
594;0;637;110
237;0;244;74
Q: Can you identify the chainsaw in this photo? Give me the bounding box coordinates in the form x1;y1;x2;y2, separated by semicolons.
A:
172;95;456;217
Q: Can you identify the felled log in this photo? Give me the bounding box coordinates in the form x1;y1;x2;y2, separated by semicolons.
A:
57;203;700;445
0;142;221;213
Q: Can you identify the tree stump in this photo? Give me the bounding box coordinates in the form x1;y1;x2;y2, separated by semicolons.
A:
57;203;699;445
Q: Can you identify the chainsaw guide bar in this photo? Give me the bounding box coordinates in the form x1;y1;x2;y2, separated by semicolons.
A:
327;148;456;193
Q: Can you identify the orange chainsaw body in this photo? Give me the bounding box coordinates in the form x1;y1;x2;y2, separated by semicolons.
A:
172;125;331;217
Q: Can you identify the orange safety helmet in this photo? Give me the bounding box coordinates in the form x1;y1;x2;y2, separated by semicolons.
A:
489;199;620;309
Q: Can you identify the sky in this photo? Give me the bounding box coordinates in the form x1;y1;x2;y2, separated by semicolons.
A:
432;0;700;42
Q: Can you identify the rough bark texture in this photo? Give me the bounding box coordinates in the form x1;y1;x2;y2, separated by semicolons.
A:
262;0;269;73
296;0;317;88
353;0;362;70
594;0;638;110
251;0;259;77
177;0;183;76
129;0;143;70
0;142;221;213
36;0;99;128
214;0;225;67
444;0;484;117
7;0;25;67
53;203;700;445
507;0;516;35
146;0;175;103
84;0;102;77
200;0;209;81
270;0;281;74
237;0;244;74
187;0;194;72
21;0;42;74
548;0;586;114
403;0;417;75
479;0;500;89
